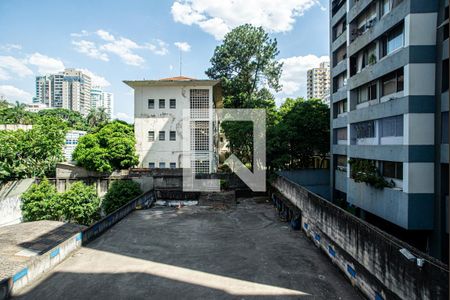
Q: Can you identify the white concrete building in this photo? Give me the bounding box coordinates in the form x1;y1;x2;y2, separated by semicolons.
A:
124;76;222;173
63;130;86;162
307;61;331;105
91;87;114;119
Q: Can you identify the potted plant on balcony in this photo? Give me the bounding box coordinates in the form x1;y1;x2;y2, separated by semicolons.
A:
349;158;393;189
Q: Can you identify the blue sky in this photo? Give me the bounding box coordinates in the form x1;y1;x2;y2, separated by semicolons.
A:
0;0;329;122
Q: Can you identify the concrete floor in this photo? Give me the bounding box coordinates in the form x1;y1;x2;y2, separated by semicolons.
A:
15;198;362;299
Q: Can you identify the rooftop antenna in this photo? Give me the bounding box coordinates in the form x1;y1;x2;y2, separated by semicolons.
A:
179;49;182;76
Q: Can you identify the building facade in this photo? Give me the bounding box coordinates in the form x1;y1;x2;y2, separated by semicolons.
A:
330;0;449;260
63;130;86;162
307;61;331;104
125;76;222;173
34;69;92;116
91;87;114;119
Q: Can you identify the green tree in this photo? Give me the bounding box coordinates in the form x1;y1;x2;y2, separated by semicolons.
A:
38;108;89;131
0;116;67;181
0;102;36;124
102;180;142;214
21;178;60;221
206;25;282;168
269;98;330;169
59;182;100;225
87;107;110;128
73;121;139;172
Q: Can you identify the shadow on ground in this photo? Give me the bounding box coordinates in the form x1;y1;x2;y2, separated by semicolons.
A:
14;198;362;300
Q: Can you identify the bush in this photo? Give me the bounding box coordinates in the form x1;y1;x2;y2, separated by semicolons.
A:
102;180;142;214
21;180;101;225
21;178;60;221
60;182;100;225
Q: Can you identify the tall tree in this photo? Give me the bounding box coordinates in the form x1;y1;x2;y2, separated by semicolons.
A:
206;24;282;167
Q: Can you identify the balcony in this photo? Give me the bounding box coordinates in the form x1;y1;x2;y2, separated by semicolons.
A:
347;178;433;229
332;30;347;52
334;169;347;192
348;0;408;56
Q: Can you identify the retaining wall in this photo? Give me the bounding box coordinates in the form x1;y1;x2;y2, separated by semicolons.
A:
270;175;449;300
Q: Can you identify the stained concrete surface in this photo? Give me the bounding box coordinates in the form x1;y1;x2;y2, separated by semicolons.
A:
14;198;362;299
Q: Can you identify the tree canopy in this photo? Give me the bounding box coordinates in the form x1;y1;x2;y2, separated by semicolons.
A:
0;116;67;181
73;121;139;173
206;24;282;168
102;180;142;214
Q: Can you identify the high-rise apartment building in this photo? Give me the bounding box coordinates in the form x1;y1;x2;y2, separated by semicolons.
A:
34;69;92;116
307;61;331;104
330;0;449;261
91;87;114;119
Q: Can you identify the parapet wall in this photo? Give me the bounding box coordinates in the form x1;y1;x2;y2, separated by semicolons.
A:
270;175;449;300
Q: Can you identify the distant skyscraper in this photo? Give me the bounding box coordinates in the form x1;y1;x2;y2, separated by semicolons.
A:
90;86;114;119
307;61;331;105
34;69;92;116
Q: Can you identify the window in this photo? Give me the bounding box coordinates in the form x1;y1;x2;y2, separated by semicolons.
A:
159;131;165;141
148;99;154;109
442;112;449;144
357;82;377;104
442;59;449;93
382;25;404;57
148;131;155;142
381;115;403;137
354;120;375;139
335;100;347;116
190;89;209;118
170;131;176;141
382;68;404;96
149;162;155;168
336;127;347;141
336;155;347;171
159;99;165;109
191;121;209;151
382;161;403;179
159;162;166;168
170;162;176;169
381;0;403;17
170;99;176;109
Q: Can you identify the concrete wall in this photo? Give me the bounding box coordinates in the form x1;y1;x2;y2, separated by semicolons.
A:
0;179;34;227
0;124;33;131
270;175;448;300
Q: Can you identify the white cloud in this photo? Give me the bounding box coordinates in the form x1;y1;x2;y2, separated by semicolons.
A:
144;39;169;56
71;29;168;66
0;85;32;103
72;40;109;61
96;29;115;42
174;42;191;52
28;53;65;74
70;30;89;37
171;0;319;40
279;54;329;96
0;56;33;79
0;44;22;52
78;69;110;87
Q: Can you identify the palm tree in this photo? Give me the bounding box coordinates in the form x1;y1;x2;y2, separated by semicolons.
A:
87;107;110;127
